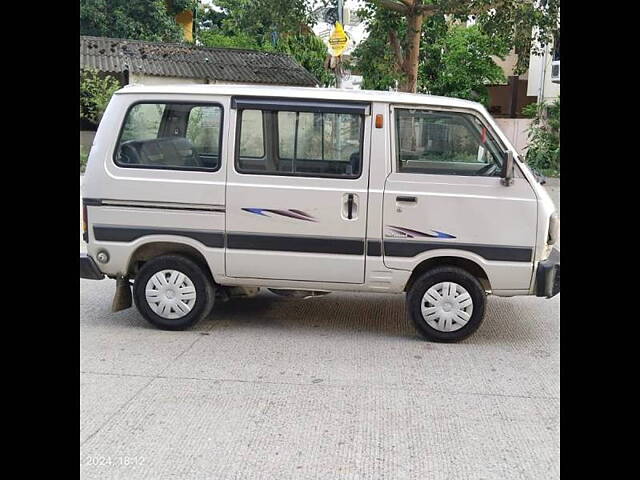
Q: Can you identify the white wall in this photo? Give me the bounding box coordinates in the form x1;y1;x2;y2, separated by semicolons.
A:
130;74;207;85
80;131;96;152
494;118;533;156
526;46;560;103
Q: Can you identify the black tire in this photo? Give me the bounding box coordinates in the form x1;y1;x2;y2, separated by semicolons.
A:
406;266;486;342
133;254;215;330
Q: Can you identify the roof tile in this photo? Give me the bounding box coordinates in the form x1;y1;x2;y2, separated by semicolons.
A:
80;35;319;87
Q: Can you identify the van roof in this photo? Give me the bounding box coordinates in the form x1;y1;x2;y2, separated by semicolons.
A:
115;83;483;111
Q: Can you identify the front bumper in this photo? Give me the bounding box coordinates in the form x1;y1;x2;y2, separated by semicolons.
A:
535;247;560;298
80;253;105;280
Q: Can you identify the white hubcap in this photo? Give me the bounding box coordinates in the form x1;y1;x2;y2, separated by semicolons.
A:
421;282;473;332
145;269;197;319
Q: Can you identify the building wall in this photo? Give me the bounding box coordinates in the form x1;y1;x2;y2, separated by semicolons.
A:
175;10;194;42
494;118;533;156
129;74;295;86
527;46;560;103
80;131;96;153
487;78;537;118
130;74;207;85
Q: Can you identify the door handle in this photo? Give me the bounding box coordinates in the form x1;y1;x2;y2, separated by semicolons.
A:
347;194;354;219
396;195;417;203
342;193;358;220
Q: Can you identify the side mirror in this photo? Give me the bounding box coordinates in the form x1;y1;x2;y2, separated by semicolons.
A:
501;150;514;186
531;167;547;185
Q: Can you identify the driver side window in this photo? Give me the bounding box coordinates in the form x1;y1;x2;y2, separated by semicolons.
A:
395;108;503;177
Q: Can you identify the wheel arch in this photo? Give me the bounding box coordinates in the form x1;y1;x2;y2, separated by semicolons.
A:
404;256;491;293
126;241;214;281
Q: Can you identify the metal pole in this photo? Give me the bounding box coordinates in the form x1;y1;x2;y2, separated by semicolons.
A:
336;0;344;88
538;45;548;104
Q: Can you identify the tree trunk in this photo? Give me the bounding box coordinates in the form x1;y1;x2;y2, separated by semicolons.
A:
399;11;423;93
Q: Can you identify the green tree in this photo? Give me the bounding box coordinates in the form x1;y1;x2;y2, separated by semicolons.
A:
421;24;508;104
210;0;316;44
80;0;186;42
274;34;335;87
355;14;508;104
356;0;559;93
80;68;122;125
525;97;560;175
198;30;263;50
197;2;332;86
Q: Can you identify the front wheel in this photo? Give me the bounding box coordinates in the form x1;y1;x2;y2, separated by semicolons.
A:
133;254;215;330
407;266;486;342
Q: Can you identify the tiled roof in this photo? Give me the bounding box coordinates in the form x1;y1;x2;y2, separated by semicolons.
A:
80;35;319;87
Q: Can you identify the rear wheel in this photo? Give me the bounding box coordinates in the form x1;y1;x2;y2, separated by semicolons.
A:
407;266;486;342
133;254;215;330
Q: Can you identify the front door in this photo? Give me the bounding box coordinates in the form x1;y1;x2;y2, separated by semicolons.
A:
382;105;538;290
225;97;371;284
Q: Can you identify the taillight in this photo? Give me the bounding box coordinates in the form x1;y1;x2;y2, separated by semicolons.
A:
82;203;88;242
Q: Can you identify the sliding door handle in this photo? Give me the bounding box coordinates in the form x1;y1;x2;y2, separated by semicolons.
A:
347;194;354;219
343;193;358;220
396;195;417;203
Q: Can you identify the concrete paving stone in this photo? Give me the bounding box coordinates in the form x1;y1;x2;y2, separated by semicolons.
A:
80;377;559;480
80;372;151;445
80;175;560;479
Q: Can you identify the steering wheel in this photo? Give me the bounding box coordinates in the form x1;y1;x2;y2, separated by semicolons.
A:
119;142;141;165
475;163;498;176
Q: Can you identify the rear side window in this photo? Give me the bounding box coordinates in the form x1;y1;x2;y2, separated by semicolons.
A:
115;102;223;171
395;109;503;177
236;108;363;178
238;109;265;158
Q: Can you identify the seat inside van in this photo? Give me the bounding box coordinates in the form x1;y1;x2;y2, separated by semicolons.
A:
119;137;215;169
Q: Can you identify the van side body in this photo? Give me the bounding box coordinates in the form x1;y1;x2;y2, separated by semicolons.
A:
81;84;559;340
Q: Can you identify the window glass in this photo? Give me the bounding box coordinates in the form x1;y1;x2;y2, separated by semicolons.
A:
237;108;363;178
115;102;222;171
395;109;503;177
239;110;265;158
120;104;165;143
186;106;221;155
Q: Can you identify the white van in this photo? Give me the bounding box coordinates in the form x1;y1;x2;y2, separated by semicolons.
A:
80;84;559;342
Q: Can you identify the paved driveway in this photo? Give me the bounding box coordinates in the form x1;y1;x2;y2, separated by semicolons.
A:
80;178;560;480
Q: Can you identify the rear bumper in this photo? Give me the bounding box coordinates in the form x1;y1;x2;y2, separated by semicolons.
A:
80;253;105;280
535;247;560;298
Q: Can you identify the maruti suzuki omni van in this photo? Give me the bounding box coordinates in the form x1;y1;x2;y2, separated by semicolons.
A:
80;84;560;342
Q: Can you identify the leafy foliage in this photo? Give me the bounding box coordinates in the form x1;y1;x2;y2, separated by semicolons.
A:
167;0;198;16
274;34;335;87
196;1;332;86
80;68;122;125
355;13;508;104
354;7;406;91
80;0;184;42
210;0;316;44
525;98;560;176
198;30;264;50
420;24;508;104
355;0;559;92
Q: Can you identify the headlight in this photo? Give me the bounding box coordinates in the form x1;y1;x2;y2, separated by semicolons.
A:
547;212;560;245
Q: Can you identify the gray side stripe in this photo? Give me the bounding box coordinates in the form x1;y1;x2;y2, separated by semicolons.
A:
383;239;533;262
84;198;225;213
92;225;224;248
91;226;532;262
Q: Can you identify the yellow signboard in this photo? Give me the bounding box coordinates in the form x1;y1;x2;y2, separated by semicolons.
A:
328;22;348;57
